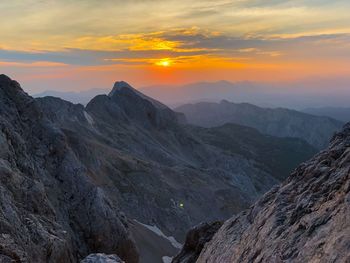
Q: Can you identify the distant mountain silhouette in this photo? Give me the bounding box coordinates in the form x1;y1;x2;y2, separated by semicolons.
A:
176;100;344;149
34;88;109;105
34;80;350;110
140;80;350;109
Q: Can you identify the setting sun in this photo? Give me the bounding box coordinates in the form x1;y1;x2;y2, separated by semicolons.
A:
156;58;171;67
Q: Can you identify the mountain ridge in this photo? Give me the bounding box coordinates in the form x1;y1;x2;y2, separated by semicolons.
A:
176;100;343;149
303;106;350;122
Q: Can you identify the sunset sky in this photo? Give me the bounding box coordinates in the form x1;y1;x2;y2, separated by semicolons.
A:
0;0;350;93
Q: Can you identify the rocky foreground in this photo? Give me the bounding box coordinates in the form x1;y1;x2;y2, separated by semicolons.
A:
175;122;350;262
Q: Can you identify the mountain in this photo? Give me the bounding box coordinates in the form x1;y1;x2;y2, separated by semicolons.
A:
0;75;316;262
140;80;350;109
303;107;350;122
175;100;344;150
37;81;314;240
175;122;350;263
0;75;138;263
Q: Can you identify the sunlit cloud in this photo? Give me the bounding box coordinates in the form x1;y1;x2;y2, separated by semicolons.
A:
0;61;68;67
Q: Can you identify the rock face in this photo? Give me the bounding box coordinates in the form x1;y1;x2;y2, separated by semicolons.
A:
194;123;350;262
175;100;344;149
172;222;222;263
0;75;138;262
0;75;318;262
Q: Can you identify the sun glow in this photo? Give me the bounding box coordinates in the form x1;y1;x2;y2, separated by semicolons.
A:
156;58;171;67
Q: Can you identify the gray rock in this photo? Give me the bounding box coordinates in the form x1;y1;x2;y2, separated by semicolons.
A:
172;222;222;263
0;75;138;263
196;123;350;262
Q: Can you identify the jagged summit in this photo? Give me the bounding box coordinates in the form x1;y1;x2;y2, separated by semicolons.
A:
0;74;21;91
109;81;134;97
0;74;12;82
0;74;26;95
0;74;37;119
108;80;168;110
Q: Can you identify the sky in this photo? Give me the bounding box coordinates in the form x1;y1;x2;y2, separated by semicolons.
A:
0;0;350;93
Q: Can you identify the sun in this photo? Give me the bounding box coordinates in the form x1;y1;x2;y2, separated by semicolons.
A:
156;58;172;67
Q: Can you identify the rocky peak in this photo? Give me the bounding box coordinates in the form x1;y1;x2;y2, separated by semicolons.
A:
0;74;13;83
108;81;168;110
0;74;42;122
109;81;134;97
88;81;180;129
0;74;28;100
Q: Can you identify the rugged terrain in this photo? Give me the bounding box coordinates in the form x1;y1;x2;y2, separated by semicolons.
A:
0;75;138;262
0;75;317;262
176;100;343;149
176;122;350;262
36;79;315;242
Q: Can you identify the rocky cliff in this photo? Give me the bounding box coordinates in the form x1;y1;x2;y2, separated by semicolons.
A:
0;75;138;262
177;122;350;262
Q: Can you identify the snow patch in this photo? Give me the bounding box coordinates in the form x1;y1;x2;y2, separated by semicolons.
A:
134;220;182;249
162;256;173;263
83;111;94;125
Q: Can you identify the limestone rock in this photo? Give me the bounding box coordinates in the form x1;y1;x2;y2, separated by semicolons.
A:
0;75;138;263
196;123;350;263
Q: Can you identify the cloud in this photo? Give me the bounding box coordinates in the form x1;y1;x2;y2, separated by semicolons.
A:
1;30;350;68
0;61;68;67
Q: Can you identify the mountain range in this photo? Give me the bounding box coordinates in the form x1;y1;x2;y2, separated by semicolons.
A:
176;100;344;150
34;80;350;110
0;74;346;263
34;88;110;105
139;80;350;109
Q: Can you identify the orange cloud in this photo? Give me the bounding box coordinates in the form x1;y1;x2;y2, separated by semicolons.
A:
0;61;68;67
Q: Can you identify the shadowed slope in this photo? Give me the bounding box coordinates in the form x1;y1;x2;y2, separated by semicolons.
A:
191;123;350;262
